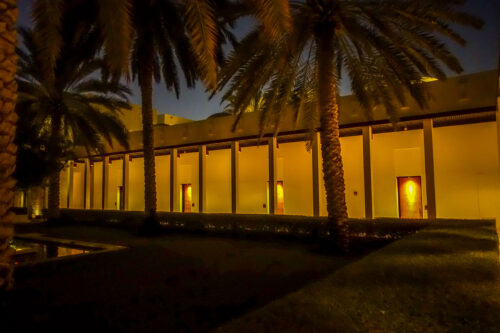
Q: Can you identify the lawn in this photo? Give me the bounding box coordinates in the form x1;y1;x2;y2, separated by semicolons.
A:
3;219;497;332
216;219;500;332
1;223;373;332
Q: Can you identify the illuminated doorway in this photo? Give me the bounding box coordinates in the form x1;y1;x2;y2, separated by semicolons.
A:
266;181;285;214
397;176;423;219
182;184;192;212
276;181;284;215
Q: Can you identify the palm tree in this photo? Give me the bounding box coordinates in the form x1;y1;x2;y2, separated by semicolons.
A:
218;0;482;250
16;28;131;219
0;0;18;292
33;0;291;221
129;0;292;219
129;0;199;219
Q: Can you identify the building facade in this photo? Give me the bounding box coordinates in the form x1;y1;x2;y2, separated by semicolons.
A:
21;71;500;220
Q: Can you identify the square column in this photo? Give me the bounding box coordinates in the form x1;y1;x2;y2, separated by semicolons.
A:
170;148;178;212
102;156;109;210
268;137;277;214
84;159;89;209
67;163;73;209
423;119;437;219
123;154;130;211
199;145;207;212
311;132;321;217
362;126;373;219
231;141;240;214
89;159;94;209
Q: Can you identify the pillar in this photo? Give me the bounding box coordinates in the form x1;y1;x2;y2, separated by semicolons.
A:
268;137;277;214
311;132;320;217
67;163;73;209
362;126;373;219
89;159;94;209
231;141;240;214
102;156;109;210
123;154;130;211
170;148;178;212
84;158;89;209
199;145;207;212
423;119;437;219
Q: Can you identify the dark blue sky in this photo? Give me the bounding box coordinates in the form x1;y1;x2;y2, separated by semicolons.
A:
18;0;500;120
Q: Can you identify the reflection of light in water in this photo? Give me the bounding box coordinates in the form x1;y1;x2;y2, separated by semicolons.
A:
12;240;92;264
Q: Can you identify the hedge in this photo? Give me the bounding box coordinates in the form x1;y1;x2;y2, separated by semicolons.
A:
57;209;432;241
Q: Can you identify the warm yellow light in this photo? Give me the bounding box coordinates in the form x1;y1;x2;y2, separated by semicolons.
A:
404;180;417;204
408;183;414;195
277;182;284;200
187;185;192;200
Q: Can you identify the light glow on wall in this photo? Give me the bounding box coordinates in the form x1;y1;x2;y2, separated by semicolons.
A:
398;176;422;219
276;181;284;215
276;182;284;201
404;180;417;204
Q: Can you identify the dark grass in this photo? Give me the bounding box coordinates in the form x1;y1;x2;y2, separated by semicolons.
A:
1;224;381;332
215;220;500;333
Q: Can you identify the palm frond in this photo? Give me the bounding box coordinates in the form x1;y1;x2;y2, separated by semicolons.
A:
32;0;64;81
97;0;133;76
184;0;219;90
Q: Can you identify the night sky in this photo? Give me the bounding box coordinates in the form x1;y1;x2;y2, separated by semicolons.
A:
17;0;500;120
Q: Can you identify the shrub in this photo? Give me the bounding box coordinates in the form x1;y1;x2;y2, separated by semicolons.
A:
58;209;432;241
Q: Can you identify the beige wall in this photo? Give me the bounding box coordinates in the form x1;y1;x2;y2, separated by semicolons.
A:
70;163;85;209
129;157;145;211
277;141;313;216
434;122;500;219
206;148;231;213
371;129;427;218
156;155;171;211
178;152;199;212
239;145;268;214
92;162;103;209
319;136;365;218
106;159;123;210
66;120;500;220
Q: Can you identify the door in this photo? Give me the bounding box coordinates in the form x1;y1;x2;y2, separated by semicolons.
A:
397;176;423;218
182;184;192;213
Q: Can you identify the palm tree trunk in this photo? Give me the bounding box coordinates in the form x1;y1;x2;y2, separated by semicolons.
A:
47;112;62;219
315;29;349;251
138;42;157;218
0;0;18;291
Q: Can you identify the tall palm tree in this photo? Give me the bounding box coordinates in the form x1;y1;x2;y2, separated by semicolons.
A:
129;0;291;219
0;0;18;292
129;0;198;218
33;0;291;221
17;28;131;219
219;0;482;250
